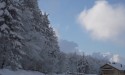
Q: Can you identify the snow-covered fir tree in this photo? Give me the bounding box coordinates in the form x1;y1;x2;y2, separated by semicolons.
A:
18;0;60;73
0;0;60;72
77;54;89;74
66;53;80;74
0;0;25;69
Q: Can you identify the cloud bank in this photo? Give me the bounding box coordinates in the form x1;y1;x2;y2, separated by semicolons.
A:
92;52;125;64
78;0;125;40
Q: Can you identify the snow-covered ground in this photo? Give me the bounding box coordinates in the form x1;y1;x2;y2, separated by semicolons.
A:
0;69;97;75
0;69;44;75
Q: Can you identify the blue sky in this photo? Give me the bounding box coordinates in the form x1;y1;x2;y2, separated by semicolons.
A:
38;0;125;62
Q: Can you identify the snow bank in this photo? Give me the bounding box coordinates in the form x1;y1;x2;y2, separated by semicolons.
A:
0;69;66;75
0;69;44;75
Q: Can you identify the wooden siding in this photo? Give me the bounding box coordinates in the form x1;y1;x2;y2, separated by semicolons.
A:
101;64;125;75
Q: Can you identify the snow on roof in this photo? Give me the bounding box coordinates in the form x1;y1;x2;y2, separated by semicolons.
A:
107;63;125;71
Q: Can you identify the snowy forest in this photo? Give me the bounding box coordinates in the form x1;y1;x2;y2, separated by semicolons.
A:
0;0;109;75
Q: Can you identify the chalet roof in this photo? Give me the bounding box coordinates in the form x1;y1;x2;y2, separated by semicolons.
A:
103;63;125;71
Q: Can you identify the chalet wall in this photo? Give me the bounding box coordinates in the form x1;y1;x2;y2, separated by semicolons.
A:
119;71;125;75
101;64;125;75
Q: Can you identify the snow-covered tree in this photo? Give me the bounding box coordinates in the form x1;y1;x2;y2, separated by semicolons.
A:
0;0;25;69
77;54;89;74
53;52;68;74
0;0;60;72
66;53;80;74
86;55;109;74
19;0;60;73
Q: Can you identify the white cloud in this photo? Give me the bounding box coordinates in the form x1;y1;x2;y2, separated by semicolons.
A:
78;0;125;40
110;54;120;63
109;53;125;65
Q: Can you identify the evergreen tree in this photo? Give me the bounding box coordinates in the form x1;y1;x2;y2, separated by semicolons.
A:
0;0;24;69
19;0;60;73
77;54;88;74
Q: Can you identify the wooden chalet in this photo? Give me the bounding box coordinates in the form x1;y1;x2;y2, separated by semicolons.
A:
101;63;125;75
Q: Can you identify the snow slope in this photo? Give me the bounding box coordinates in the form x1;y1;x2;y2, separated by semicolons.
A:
0;69;66;75
0;69;44;75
